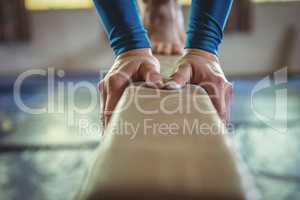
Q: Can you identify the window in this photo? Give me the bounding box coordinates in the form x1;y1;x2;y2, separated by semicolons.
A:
25;0;93;10
24;0;299;11
25;0;192;10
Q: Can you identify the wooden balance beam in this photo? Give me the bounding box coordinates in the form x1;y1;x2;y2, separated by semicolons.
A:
76;56;248;200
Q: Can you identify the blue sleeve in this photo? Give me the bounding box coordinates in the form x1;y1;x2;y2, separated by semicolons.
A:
93;0;151;56
185;0;233;55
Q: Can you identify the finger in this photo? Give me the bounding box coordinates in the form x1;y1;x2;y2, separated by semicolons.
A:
98;80;105;110
203;85;225;123
201;76;227;123
98;80;106;129
139;63;164;88
165;64;192;89
103;73;128;128
224;82;233;126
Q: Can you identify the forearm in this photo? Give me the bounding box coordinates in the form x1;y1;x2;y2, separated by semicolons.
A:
185;0;233;55
93;0;151;56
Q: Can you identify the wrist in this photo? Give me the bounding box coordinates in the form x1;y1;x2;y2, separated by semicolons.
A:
184;48;225;77
184;48;219;63
117;48;153;59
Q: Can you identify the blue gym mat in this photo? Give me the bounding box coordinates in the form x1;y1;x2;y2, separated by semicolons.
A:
0;73;299;200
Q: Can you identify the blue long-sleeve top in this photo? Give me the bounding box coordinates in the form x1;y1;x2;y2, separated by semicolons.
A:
93;0;233;56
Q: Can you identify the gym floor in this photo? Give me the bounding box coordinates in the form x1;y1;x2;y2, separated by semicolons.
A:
0;74;299;200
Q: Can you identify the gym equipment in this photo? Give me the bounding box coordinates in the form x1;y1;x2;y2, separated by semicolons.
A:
76;56;249;200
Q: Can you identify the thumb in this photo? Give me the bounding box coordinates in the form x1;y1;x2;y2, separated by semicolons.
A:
165;64;192;90
139;63;164;88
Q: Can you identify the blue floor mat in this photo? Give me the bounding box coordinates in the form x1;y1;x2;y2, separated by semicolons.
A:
0;73;299;200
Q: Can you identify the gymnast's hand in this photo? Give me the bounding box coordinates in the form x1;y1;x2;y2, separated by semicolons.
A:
166;49;233;125
98;48;163;129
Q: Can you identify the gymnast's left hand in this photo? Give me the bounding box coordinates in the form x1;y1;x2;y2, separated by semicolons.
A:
166;49;233;125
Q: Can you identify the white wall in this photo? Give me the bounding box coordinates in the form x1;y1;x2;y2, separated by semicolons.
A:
0;2;299;75
220;2;300;75
0;9;114;74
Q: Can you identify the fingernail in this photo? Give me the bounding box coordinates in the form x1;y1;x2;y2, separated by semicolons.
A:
145;81;156;88
146;80;163;89
104;117;108;129
163;81;183;90
155;80;164;88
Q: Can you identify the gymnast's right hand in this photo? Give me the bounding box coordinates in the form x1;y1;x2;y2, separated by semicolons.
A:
98;48;163;129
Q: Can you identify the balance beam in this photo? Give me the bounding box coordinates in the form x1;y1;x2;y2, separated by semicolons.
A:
76;56;247;200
